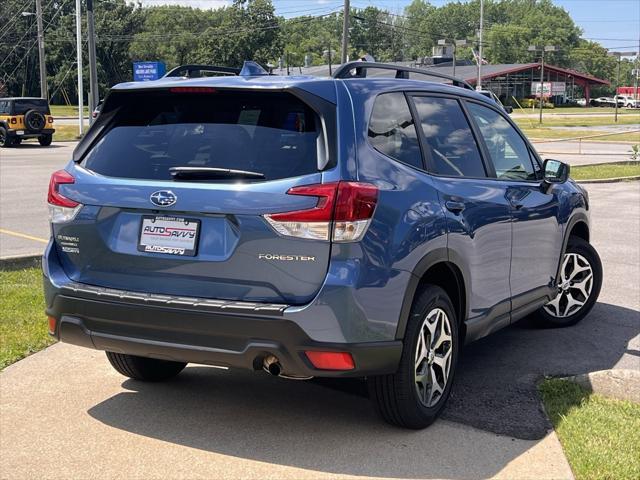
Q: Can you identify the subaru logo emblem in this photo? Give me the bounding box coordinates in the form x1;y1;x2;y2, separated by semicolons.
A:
150;190;177;207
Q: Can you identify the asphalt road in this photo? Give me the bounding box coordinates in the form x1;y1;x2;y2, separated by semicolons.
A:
0;142;638;478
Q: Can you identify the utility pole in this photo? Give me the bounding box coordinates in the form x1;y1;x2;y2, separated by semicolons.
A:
608;51;626;123
341;0;350;64
87;0;99;123
75;0;84;136
476;0;484;90
529;45;556;124
34;0;47;99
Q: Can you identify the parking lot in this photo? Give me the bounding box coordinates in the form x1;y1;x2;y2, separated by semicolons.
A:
1;141;639;479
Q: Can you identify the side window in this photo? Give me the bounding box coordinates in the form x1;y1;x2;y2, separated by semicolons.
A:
0;101;7;114
467;102;537;181
412;96;486;178
368;92;423;169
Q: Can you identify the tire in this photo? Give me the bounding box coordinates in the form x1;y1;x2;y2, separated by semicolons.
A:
13;138;22;145
38;134;52;146
106;352;187;381
534;237;602;327
24;109;45;131
367;285;459;429
0;127;13;147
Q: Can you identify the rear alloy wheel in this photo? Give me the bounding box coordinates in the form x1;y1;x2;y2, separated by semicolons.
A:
106;352;187;381
0;127;13;147
535;237;602;327
368;285;458;429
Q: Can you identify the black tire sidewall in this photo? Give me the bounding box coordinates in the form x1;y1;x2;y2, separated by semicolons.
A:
39;134;52;146
396;285;459;426
0;127;11;147
537;237;603;327
25;110;45;131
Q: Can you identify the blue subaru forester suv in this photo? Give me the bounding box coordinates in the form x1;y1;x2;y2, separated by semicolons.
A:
43;62;602;429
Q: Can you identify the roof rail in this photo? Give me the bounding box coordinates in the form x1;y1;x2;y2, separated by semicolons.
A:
164;64;241;78
331;61;474;91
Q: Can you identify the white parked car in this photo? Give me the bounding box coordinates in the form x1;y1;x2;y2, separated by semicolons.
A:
617;95;640;108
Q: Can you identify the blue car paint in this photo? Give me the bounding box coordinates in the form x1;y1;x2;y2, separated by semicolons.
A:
44;72;590;355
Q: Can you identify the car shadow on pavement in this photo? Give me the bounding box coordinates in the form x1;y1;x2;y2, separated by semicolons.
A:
87;302;638;477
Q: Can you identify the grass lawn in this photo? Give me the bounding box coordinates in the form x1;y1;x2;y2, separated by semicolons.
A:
53;124;82;142
540;378;640;480
0;267;53;370
514;115;640;129
570;161;640;180
520;128;640;143
49;105;89;117
519;107;640;115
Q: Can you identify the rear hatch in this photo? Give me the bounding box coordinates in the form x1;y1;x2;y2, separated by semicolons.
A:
52;87;335;305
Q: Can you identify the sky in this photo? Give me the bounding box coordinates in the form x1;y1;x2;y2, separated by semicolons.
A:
138;0;640;54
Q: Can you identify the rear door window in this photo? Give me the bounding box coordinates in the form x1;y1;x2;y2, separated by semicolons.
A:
368;92;423;169
412;96;486;178
81;91;323;182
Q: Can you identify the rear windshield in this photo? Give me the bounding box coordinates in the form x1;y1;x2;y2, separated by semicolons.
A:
13;99;50;115
81;91;322;182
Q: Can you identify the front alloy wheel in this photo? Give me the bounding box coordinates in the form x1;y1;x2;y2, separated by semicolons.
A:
535;237;602;327
544;252;593;318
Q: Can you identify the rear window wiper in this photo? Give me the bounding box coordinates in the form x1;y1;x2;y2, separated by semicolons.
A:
168;167;265;181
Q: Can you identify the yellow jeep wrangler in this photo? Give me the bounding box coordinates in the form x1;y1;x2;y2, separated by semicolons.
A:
0;97;55;147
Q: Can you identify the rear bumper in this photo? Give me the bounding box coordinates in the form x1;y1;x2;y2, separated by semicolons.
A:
43;245;403;378
7;128;54;138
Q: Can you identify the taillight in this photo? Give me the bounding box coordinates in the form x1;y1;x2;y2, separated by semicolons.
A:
264;181;378;242
48;170;82;223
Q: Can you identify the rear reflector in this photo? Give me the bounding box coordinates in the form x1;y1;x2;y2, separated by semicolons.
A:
305;351;355;370
264;181;378;242
48;316;56;335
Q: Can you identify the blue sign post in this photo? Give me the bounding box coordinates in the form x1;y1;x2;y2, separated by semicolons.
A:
133;62;166;81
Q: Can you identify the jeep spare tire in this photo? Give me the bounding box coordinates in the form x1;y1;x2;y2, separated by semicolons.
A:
25;110;46;131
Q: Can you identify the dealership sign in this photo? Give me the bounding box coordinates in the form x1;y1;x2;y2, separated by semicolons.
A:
531;81;566;97
133;62;166;81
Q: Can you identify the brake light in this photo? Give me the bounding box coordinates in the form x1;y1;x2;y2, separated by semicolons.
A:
48;170;82;223
264;181;378;242
305;351;355;370
169;87;217;93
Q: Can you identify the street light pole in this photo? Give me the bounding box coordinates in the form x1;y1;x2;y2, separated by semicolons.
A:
75;0;84;136
35;0;47;99
476;0;484;90
87;0;99;123
529;45;556;124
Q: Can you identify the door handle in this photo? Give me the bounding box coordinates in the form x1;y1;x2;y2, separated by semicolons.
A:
445;200;465;215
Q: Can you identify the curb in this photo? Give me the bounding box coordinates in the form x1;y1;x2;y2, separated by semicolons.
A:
563;369;640;404
0;254;42;270
577;175;640;184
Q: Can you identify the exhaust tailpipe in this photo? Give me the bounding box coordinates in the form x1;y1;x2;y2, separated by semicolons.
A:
263;354;282;376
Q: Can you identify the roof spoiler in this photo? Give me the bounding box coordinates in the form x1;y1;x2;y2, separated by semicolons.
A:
332;61;474;91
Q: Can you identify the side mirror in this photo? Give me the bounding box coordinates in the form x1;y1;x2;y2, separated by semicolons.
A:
503;105;514;114
543;159;570;184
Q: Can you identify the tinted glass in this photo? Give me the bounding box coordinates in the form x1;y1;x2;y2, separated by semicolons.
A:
413;96;486;177
82;91;321;182
467;102;536;181
0;101;8;114
368;92;422;169
13;99;50;115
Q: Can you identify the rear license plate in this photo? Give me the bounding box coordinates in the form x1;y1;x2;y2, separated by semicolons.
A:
138;216;200;256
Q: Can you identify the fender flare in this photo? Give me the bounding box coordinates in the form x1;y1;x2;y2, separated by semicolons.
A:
395;248;470;340
555;212;590;284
